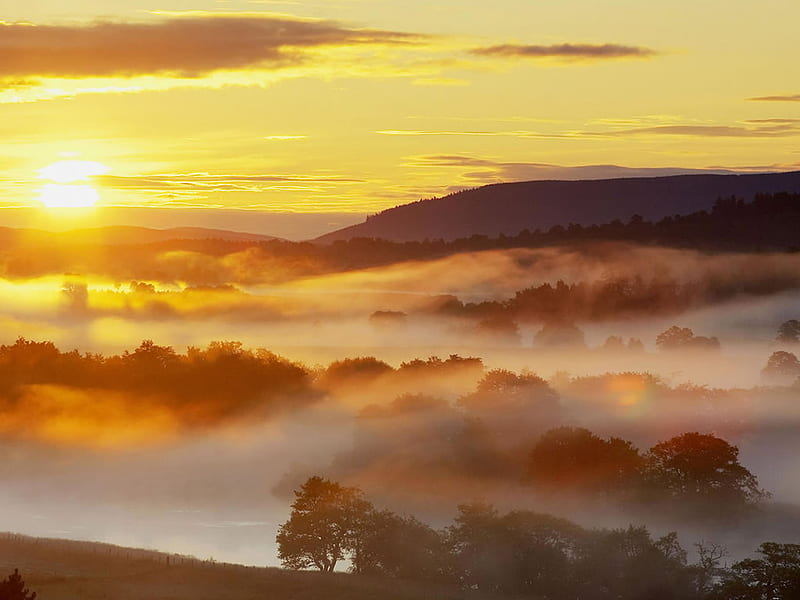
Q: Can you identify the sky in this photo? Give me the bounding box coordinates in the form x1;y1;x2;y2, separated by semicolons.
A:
1;0;799;236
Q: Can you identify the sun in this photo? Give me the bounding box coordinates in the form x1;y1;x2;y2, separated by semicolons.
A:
36;160;110;208
38;160;110;184
37;184;100;209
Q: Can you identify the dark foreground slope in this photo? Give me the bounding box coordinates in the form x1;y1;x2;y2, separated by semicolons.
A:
317;171;800;242
0;534;485;600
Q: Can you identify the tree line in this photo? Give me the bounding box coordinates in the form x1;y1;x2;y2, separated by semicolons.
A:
0;193;798;285
277;474;797;599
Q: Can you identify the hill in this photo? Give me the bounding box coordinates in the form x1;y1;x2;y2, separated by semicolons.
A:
316;171;800;242
0;533;485;600
0;225;279;247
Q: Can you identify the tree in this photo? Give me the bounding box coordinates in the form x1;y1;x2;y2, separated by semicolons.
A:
528;427;642;495
276;476;373;573
656;326;695;350
656;326;720;352
0;569;37;600
776;319;800;344
644;432;767;515
712;543;800;599
761;351;800;385
356;510;449;580
574;526;694;600
447;503;590;597
693;540;728;597
533;321;586;348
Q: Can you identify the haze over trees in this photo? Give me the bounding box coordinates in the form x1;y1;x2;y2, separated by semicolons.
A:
776;319;800;344
761;351;800;384
277;476;796;599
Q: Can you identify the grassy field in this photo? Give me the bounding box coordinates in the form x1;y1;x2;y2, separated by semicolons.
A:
0;533;489;600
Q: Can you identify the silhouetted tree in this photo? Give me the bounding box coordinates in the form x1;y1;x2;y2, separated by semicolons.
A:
534;321;586;348
693;540;729;597
0;569;37;600
528;427;642;495
321;357;393;388
656;326;720;352
276;476;373;573
644;432;767;515
573;526;694;599
458;369;560;442
761;351;800;384
712;543;800;599
447;503;582;597
776;319;800;344
356;510;450;580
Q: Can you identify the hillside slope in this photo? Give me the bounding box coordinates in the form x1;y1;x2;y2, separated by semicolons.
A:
316;171;800;242
0;226;278;247
0;534;484;600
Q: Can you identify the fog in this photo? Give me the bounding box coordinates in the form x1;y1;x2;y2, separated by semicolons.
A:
1;242;800;566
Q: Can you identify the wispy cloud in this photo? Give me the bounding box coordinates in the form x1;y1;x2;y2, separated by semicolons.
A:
375;129;575;139
409;155;749;183
748;94;800;102
470;43;657;61
97;173;365;192
601;124;800;138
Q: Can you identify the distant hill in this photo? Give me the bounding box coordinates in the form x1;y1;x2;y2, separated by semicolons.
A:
0;226;279;247
63;226;279;245
0;533;473;600
316;171;800;242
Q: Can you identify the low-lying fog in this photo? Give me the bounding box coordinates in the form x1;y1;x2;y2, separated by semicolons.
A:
1;243;799;565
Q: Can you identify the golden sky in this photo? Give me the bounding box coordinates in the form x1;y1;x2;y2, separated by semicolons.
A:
1;0;799;222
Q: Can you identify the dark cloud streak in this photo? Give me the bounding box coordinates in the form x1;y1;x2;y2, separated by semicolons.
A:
471;43;656;61
749;94;800;102
0;16;425;79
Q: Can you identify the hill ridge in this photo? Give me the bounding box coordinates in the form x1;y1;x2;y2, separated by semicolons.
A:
316;170;800;243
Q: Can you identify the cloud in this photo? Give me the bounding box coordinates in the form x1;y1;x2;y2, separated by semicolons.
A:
0;15;425;79
378;118;800;142
97;173;365;192
409;155;752;183
743;119;800;124
599;124;800;138
748;94;800;102
470;43;657;61
376;129;573;139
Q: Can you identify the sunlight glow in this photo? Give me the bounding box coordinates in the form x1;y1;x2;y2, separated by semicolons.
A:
37;184;100;208
38;160;110;183
36;160;109;208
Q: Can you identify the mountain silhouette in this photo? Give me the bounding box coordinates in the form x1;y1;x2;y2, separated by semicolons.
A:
316;171;800;242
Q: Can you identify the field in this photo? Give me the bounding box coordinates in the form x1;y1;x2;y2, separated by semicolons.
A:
0;533;489;600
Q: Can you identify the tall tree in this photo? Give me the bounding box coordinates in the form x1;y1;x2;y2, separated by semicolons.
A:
276;476;372;573
776;319;800;344
644;432;767;514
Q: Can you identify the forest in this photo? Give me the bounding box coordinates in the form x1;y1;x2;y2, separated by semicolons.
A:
276;475;798;599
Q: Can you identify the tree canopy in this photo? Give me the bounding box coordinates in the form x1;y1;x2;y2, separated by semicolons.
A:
276;476;373;573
